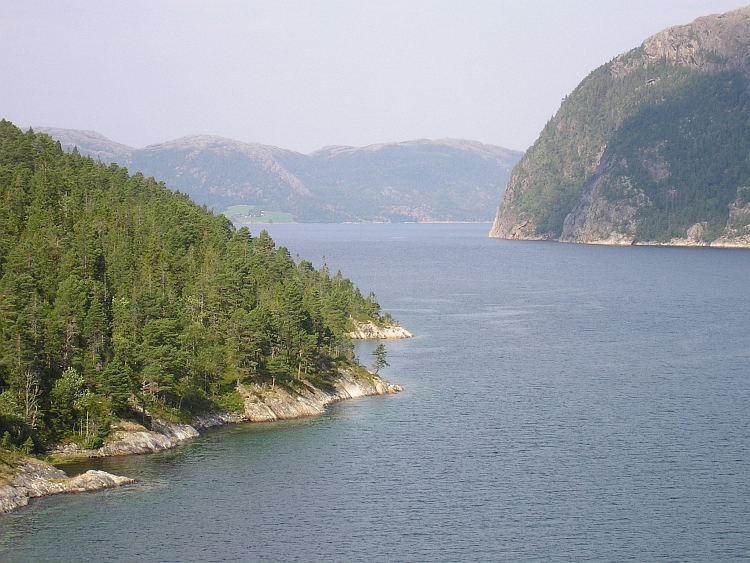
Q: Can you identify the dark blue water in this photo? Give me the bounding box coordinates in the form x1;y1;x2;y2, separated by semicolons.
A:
1;223;749;562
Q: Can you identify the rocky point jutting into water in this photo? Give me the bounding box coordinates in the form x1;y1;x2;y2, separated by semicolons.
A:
349;320;413;340
0;460;133;515
0;368;400;515
0;121;407;515
490;6;750;247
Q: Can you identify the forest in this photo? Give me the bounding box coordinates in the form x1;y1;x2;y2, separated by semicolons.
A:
0;120;383;454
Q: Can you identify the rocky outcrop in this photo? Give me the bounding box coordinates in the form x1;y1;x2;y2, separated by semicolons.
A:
349;321;413;339
0;460;133;515
239;370;402;423
97;429;179;456
47;420;203;458
191;411;246;431
51;371;402;458
6;369;400;515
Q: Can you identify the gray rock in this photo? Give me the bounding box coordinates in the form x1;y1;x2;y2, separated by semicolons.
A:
0;460;133;515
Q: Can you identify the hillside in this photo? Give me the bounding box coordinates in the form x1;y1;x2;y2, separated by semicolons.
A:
0;120;390;454
490;6;750;246
37;128;522;223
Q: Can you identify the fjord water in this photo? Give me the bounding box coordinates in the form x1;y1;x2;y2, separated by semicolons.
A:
2;223;749;562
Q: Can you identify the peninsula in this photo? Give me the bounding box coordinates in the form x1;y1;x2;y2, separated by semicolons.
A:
0;120;404;514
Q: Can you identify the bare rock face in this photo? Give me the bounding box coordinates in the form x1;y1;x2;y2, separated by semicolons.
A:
710;188;750;247
559;163;647;244
0;460;133;515
97;430;177;456
239;370;402;423
191;411;246;431
349;320;413;339
640;7;750;74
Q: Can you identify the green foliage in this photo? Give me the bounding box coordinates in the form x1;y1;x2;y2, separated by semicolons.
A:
371;343;389;374
214;391;245;415
84;435;103;449
0;120;381;445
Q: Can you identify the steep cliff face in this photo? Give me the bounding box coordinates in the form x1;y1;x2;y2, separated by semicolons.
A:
491;7;750;246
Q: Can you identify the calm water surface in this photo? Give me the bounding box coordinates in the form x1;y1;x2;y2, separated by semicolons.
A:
1;223;749;562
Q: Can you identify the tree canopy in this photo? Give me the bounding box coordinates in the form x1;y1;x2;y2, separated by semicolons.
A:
0;120;382;452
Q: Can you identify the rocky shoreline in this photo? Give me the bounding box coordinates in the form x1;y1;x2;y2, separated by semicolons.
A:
0;369;401;515
0;460;134;515
349;320;413;339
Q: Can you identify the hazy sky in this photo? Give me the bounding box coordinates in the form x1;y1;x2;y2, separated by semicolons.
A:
2;1;746;153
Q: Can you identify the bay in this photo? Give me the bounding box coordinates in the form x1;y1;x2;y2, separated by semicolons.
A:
1;223;748;562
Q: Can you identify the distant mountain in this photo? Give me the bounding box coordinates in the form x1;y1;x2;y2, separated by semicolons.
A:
36;127;134;161
37;128;522;223
283;139;520;222
490;6;750;247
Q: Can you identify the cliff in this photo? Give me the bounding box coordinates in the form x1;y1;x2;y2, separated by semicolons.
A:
490;6;750;247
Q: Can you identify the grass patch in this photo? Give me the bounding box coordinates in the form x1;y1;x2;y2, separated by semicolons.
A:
221;206;295;224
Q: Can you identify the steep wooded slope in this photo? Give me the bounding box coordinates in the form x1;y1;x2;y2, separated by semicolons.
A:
490;6;750;246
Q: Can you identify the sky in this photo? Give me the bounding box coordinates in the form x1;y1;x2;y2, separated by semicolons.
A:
1;1;747;153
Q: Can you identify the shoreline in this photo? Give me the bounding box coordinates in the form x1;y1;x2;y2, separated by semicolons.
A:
0;369;401;515
488;235;750;249
349;320;413;339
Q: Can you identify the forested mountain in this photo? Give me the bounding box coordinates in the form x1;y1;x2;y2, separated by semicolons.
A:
490;6;750;246
0;120;384;452
38;129;522;223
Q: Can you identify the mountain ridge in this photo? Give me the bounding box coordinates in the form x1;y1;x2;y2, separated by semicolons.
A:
37;127;522;223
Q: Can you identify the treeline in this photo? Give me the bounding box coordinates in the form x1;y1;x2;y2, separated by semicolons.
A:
0;121;381;452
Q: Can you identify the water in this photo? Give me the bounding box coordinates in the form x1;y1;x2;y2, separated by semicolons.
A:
1;223;749;562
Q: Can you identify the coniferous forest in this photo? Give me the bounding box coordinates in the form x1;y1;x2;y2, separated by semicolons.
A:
0;120;383;453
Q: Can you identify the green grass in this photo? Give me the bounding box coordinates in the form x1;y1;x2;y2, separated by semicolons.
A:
220;205;295;224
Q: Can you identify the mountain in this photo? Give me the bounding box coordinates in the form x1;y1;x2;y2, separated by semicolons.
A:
125;136;345;222
37;128;522;223
33;127;134;161
490;6;750;247
281;139;521;222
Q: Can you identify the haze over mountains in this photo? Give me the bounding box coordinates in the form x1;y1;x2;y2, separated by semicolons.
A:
39;127;522;223
491;6;750;247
